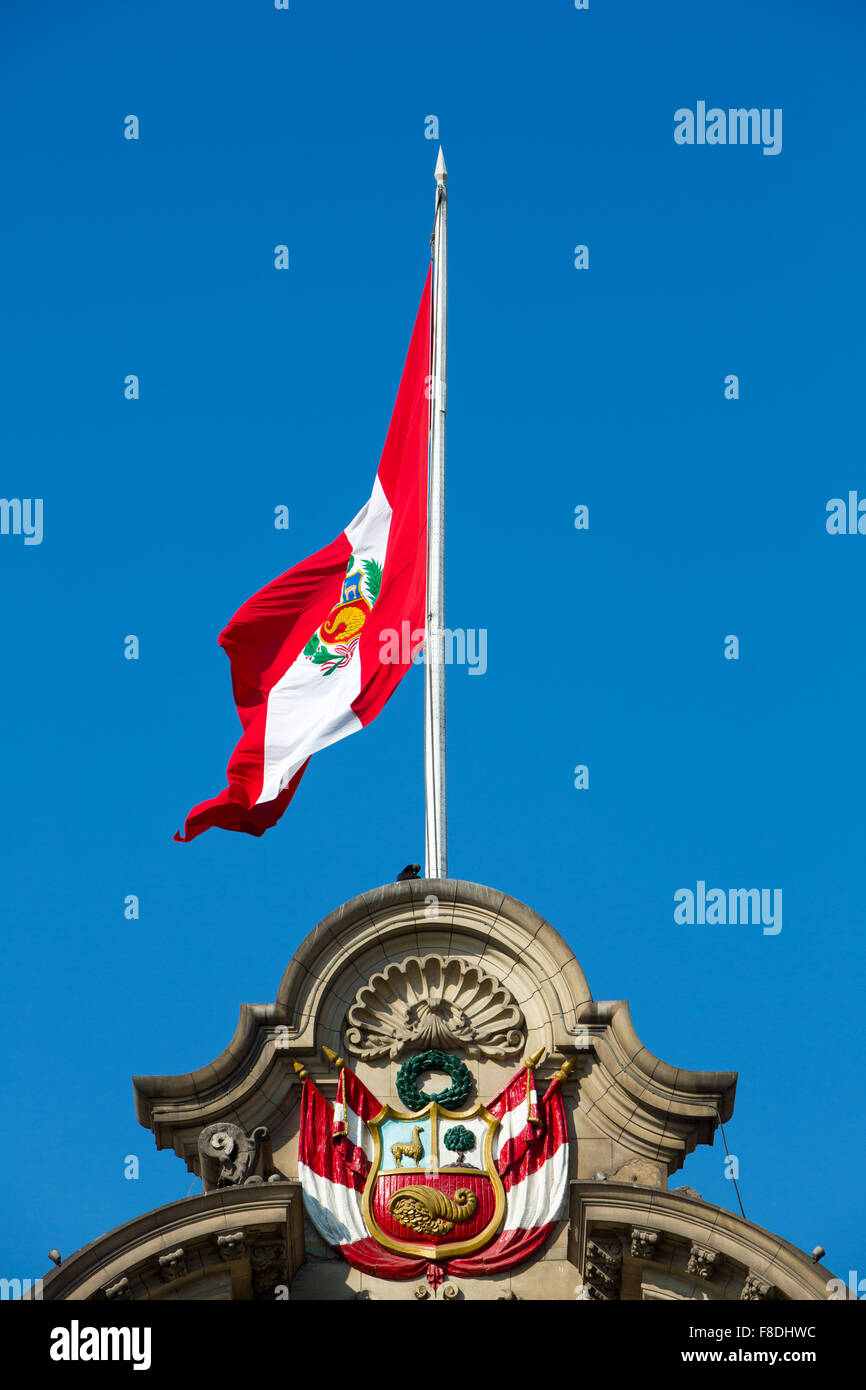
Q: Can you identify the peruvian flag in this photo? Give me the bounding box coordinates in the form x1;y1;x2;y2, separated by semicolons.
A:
176;269;431;841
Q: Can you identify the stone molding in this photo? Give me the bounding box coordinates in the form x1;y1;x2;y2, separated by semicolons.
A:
274;878;593;1058
569;1182;838;1301
572;999;735;1173
35;1183;304;1303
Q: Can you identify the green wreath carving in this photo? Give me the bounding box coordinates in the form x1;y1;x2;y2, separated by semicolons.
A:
395;1050;473;1113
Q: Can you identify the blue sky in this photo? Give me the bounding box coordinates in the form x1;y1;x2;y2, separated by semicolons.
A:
1;0;864;1289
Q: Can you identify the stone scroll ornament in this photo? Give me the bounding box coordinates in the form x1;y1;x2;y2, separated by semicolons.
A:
296;1047;575;1290
197;1122;284;1192
345;955;525;1061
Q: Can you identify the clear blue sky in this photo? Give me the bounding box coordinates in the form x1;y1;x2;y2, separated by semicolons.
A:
1;0;864;1289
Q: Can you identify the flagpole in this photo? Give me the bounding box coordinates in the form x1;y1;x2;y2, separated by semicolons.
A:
425;148;448;880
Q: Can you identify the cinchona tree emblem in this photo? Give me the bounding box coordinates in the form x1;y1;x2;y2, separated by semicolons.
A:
443;1125;475;1166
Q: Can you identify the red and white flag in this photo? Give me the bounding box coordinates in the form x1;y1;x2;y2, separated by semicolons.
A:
176;270;431;841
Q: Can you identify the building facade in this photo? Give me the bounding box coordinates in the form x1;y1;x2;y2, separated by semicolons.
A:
38;880;838;1301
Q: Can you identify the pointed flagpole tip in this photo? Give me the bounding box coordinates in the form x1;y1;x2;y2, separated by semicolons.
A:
434;147;447;183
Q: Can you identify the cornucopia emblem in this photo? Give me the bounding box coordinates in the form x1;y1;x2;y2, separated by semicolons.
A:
388;1185;478;1236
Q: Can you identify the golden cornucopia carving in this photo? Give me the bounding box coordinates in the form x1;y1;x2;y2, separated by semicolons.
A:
388;1185;478;1235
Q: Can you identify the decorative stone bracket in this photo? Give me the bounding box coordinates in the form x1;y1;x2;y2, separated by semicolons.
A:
687;1243;719;1280
158;1249;187;1282
740;1272;773;1300
630;1228;659;1260
583;1237;624;1301
570;1184;831;1301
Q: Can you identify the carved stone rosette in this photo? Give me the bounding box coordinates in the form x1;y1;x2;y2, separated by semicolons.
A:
345;954;525;1061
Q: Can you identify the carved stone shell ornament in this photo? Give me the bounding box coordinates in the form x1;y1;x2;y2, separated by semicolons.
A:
344;954;525;1061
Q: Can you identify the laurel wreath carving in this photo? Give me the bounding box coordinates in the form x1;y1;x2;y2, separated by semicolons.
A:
395;1049;473;1112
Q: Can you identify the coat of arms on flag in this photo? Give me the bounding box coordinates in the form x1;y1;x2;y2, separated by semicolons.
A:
302;556;382;676
298;1046;574;1288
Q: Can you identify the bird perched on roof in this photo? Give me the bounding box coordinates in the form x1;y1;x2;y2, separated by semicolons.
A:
396;863;421;881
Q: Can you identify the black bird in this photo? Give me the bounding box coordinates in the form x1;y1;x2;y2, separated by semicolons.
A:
396;863;421;881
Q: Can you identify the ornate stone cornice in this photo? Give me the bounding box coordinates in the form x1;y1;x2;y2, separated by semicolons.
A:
34;1183;304;1303
569;1182;837;1302
132;879;594;1164
274;878;594;1054
571;999;736;1174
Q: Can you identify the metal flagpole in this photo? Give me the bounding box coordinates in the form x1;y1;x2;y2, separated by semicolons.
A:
425;148;448;879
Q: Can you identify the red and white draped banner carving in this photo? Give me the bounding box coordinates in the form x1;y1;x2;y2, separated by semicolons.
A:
297;1061;570;1285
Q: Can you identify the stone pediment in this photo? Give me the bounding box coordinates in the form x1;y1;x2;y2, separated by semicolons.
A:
133;878;737;1185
